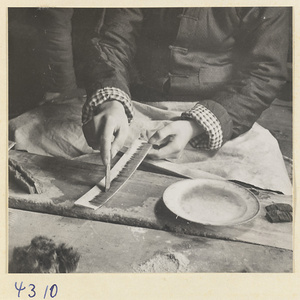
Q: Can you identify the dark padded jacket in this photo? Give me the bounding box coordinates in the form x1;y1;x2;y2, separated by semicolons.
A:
40;8;77;93
84;7;290;141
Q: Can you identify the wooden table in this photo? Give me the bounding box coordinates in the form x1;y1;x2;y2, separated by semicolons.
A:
8;150;293;273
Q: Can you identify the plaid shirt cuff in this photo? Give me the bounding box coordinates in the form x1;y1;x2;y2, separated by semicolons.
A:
82;87;134;125
181;103;223;150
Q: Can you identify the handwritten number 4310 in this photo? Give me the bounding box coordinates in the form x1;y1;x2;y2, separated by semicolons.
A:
15;282;58;298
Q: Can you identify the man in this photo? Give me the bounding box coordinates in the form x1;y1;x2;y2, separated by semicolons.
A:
81;7;290;168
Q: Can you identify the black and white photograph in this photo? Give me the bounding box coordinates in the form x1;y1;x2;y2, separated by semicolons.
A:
7;5;294;279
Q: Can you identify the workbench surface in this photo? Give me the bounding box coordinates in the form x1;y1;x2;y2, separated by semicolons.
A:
8;150;293;273
9;208;292;273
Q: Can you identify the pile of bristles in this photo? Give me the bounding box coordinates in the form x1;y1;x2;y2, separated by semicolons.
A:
9;236;80;273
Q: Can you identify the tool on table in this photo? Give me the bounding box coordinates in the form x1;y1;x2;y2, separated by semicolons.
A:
9;158;43;194
143;159;284;195
265;203;293;223
9;140;44;194
9;141;16;150
75;139;152;210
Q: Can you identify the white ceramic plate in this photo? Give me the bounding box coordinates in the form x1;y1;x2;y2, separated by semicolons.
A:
163;179;260;226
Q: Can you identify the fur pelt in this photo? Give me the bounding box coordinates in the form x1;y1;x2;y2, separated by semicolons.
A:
9;236;80;273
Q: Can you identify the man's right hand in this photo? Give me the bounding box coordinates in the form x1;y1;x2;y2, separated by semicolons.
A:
82;100;129;166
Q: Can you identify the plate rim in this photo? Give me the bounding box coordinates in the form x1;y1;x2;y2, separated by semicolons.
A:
162;178;260;226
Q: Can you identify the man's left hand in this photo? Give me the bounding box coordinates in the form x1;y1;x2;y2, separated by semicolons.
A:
147;120;204;160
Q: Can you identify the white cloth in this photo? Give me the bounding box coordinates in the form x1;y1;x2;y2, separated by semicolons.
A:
9;98;292;195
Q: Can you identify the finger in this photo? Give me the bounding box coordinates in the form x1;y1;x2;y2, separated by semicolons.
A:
99;118;115;166
148;124;175;146
111;125;129;159
82;119;98;149
148;139;181;160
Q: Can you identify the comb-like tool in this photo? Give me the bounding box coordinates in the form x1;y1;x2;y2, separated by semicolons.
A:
74;139;152;210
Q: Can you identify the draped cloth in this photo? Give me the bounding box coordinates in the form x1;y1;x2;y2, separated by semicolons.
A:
9;98;292;195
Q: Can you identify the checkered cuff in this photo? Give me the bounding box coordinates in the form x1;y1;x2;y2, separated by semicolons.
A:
181;103;223;150
82;87;134;125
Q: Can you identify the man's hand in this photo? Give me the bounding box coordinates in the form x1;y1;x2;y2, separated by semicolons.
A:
82;100;129;165
148;120;204;160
